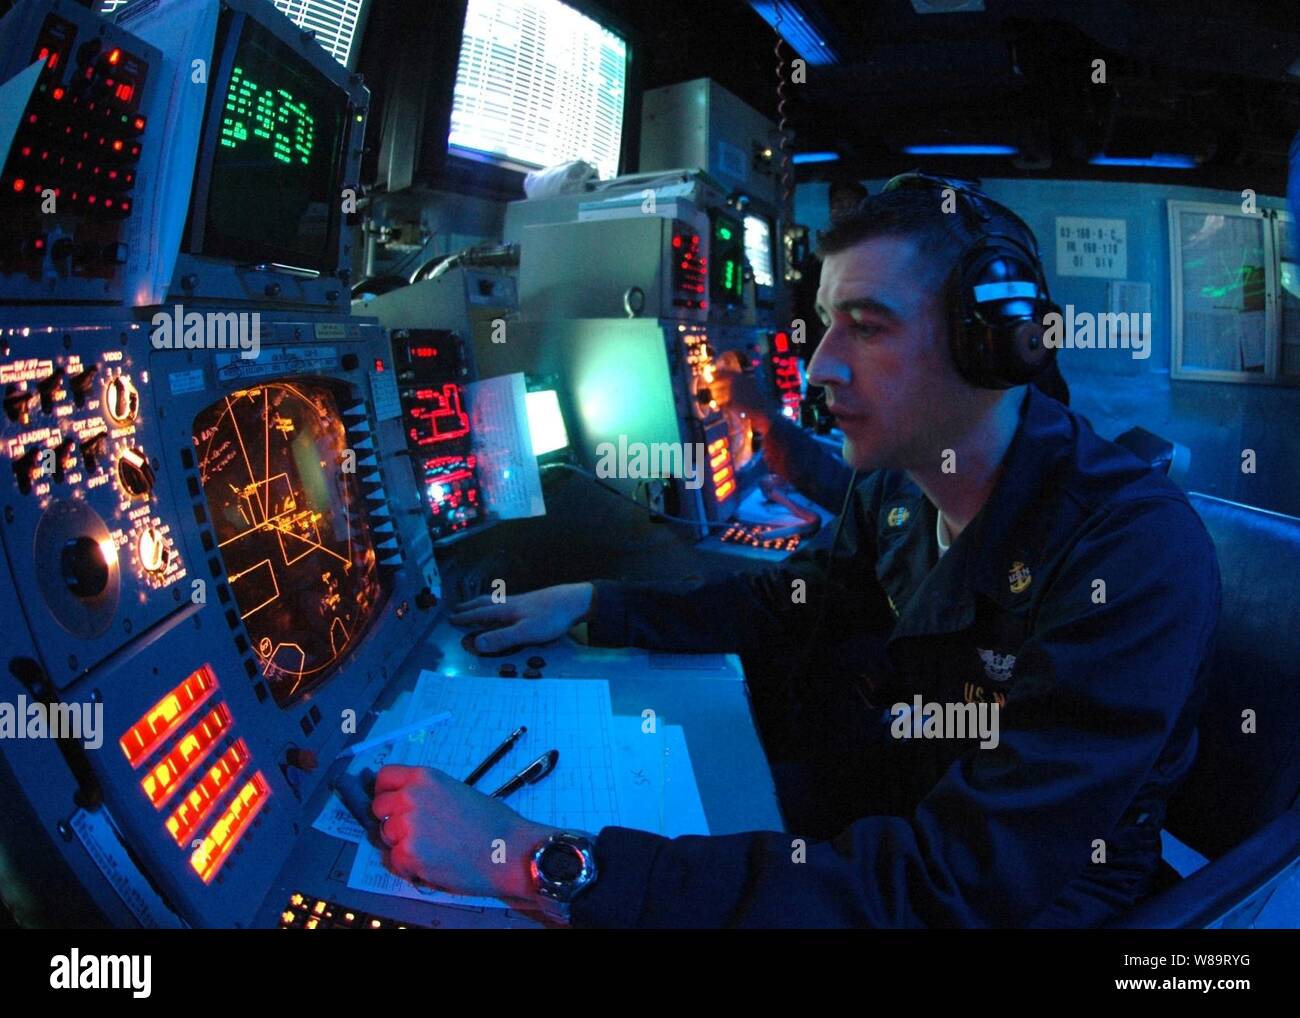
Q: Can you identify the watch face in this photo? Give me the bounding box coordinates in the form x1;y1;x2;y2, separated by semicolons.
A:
541;843;585;883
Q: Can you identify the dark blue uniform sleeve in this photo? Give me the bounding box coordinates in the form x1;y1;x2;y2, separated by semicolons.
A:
758;414;856;511
571;496;1221;928
586;472;883;654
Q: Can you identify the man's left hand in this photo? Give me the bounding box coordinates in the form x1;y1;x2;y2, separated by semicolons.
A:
371;765;553;904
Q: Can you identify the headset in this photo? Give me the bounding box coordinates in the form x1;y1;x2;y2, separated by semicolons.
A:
879;171;1060;390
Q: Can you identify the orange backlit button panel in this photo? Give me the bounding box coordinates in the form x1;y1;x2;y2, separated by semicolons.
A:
164;739;251;846
140;703;231;808
119;665;218;768
190;773;270;884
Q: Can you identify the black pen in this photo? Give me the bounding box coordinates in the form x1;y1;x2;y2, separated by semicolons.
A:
490;749;559;800
464;725;526;786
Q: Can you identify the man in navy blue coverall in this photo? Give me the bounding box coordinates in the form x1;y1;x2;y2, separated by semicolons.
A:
371;187;1222;928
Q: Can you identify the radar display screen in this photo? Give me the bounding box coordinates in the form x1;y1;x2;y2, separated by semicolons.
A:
193;380;382;704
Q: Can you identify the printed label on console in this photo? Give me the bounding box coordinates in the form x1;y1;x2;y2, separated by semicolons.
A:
214;346;339;382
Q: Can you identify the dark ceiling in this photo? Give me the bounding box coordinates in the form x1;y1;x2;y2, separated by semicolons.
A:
604;0;1300;194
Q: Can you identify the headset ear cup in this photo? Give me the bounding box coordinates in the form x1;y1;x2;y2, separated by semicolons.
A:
1007;318;1055;383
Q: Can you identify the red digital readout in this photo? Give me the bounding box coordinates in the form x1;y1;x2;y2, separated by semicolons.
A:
119;665;218;769
190;774;270;884
407;384;469;444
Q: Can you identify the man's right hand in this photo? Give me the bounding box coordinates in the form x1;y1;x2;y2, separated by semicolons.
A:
449;583;595;654
713;364;773;434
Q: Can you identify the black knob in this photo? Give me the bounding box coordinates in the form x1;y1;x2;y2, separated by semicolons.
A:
61;536;111;598
4;386;35;423
70;365;98;407
285;748;318;771
115;446;153;499
415;586;438;610
104;374;138;424
54;436;75;482
264;282;281;297
13;447;39;494
81;431;107;473
38;367;64;413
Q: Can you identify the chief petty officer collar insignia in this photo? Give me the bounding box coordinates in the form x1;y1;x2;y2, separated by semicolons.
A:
1008;560;1032;594
887;505;911;527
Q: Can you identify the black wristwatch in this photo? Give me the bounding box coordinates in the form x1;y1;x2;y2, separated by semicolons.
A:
529;831;598;925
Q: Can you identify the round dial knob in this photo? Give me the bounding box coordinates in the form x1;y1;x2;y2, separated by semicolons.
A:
136;525;169;574
104;375;139;424
61;536;112;599
116;446;154;499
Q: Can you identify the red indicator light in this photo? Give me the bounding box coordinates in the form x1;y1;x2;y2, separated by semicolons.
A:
19;146;30;157
34;238;45;250
775;331;789;352
107;169;118;180
119;200;131;213
112;139;123;152
87;194;96;204
26;113;37;124
139;703;232;808
107;48;121;66
165;740;251;847
190;774;270;884
672;235;682;248
37;47;48;61
104;198;113;208
115;83;134;103
51;87;64;101
84;66;94;80
133;116;145;130
12;179;25;192
119;665;219;768
373;359;385;372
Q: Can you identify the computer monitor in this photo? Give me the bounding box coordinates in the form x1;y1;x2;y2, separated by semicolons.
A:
181;0;364;278
744;213;776;291
270;0;373;69
526;388;570;456
448;0;630;180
